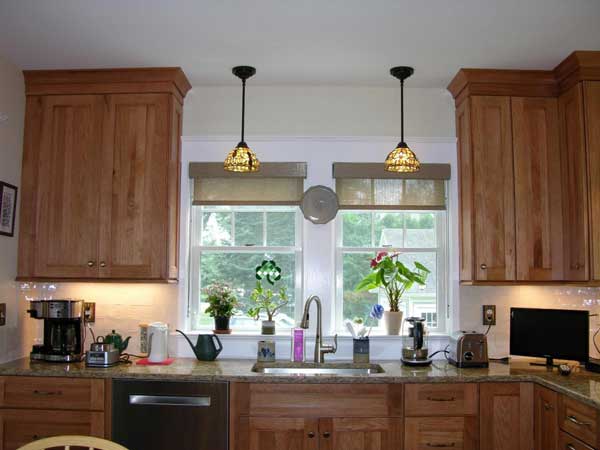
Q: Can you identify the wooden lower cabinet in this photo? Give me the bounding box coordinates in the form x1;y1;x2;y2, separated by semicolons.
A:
246;416;401;450
405;416;478;450
534;385;559;450
0;409;104;450
559;430;596;450
480;383;534;450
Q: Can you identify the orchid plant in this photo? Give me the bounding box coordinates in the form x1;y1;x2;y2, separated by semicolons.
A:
355;252;430;312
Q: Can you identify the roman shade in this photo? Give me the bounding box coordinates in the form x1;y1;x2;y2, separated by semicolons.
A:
333;163;450;210
189;162;307;205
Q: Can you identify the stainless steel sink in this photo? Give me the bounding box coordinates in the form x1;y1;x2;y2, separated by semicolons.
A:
251;362;385;375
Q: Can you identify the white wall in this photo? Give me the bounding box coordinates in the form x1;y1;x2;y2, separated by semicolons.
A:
0;55;26;363
183;86;455;138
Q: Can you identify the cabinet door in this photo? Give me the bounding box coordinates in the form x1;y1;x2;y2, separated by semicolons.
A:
534;385;558;450
319;418;402;450
480;383;534;450
99;93;171;279
456;99;474;281
585;81;600;281
0;409;104;450
248;417;318;450
34;95;104;278
471;96;516;281
559;84;590;280
512;97;564;281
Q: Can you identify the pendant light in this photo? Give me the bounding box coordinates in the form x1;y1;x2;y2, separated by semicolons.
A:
224;66;260;172
384;66;420;173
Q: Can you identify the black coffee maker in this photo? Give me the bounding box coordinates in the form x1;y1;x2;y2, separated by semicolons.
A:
27;300;85;362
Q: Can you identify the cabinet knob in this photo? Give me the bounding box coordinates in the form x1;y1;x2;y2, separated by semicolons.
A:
87;261;96;268
307;432;315;438
574;263;581;270
323;432;331;438
100;261;106;268
480;264;487;270
543;402;554;411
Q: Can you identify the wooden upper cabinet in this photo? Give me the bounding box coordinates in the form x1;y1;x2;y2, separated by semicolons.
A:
559;83;590;281
471;96;516;281
585;81;600;281
33;95;105;278
99;93;171;279
17;68;190;282
456;99;474;281
512;97;564;281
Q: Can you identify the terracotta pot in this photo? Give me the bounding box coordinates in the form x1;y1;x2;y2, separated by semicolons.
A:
383;311;403;335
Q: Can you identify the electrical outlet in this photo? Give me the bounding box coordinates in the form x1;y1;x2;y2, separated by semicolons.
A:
483;305;496;326
84;302;96;323
0;303;6;326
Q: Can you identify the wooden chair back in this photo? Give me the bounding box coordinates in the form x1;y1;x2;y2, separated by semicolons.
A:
17;435;129;450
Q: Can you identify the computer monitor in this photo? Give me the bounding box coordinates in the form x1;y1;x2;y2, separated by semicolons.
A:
510;307;589;366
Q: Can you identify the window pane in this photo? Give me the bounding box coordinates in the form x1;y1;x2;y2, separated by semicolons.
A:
267;212;295;246
201;212;232;246
342;252;378;322
194;252;296;331
374;212;404;247
405;213;436;248
342;212;371;247
234;212;263;246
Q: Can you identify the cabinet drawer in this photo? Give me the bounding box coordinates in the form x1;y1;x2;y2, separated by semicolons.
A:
0;409;105;450
0;377;105;411
559;395;598;448
248;384;402;417
405;416;478;450
405;383;478;416
559;431;595;450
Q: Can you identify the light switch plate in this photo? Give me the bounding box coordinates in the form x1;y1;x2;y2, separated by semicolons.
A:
84;302;96;323
483;305;496;326
0;303;6;326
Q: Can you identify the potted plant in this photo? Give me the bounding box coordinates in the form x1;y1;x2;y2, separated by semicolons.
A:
355;252;430;335
204;282;239;334
248;280;289;335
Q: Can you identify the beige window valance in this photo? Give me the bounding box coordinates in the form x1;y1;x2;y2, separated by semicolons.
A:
333;163;450;210
189;162;307;205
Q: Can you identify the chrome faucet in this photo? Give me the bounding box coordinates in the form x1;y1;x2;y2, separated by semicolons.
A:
300;295;337;363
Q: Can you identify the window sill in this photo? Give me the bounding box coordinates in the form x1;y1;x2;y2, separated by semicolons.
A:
173;331;450;340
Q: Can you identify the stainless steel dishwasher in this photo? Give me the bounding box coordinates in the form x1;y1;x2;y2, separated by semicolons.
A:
112;379;228;450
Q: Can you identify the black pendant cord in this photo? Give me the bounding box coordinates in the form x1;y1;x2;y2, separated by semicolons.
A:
400;79;405;144
240;79;246;145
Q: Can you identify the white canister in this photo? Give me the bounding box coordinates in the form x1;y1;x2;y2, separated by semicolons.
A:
148;322;169;363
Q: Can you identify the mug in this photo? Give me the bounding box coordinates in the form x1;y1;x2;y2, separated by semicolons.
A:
257;340;276;362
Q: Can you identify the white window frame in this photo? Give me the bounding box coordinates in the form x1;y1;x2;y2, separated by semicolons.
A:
188;205;304;332
334;209;448;334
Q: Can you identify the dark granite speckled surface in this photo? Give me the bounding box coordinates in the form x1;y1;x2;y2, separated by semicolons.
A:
2;358;600;409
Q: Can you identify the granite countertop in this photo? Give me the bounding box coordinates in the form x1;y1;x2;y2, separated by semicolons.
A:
2;357;600;409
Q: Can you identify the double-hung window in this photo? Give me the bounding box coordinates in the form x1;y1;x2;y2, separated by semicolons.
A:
333;163;450;334
188;163;306;332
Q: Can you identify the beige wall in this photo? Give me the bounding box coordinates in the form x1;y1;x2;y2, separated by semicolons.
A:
183;86;455;138
0;55;26;363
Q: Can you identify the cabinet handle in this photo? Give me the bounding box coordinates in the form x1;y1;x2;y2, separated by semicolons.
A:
567;415;592;427
307;432;315;438
480;264;487;270
322;432;331;438
544;402;554;410
33;389;62;396
427;396;456;402
87;261;96;267
426;444;456;448
573;263;581;270
100;261;106;268
566;445;577;450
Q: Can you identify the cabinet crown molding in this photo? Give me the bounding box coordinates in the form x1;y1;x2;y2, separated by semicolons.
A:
447;50;600;104
23;67;192;101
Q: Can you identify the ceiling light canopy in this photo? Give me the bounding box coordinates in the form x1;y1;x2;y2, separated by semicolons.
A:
224;65;260;173
385;66;420;173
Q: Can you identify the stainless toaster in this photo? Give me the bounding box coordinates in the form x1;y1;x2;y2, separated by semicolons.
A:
448;331;489;368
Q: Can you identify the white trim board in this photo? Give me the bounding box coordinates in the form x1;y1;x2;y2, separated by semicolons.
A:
182;135;457;144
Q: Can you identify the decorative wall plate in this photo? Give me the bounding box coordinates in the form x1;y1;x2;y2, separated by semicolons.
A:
300;185;339;224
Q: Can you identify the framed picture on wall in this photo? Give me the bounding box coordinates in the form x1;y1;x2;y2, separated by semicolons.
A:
0;181;17;237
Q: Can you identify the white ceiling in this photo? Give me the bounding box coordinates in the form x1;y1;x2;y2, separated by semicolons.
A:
1;0;600;88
